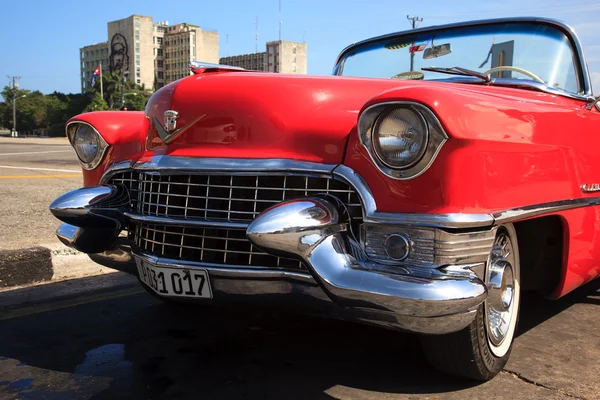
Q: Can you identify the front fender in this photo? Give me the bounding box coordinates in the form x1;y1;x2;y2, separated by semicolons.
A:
67;111;149;186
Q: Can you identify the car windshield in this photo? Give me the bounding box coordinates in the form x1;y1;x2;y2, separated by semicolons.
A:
336;22;583;95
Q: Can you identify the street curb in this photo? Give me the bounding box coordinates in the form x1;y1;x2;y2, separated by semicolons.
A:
0;244;138;309
0;272;140;312
0;245;119;289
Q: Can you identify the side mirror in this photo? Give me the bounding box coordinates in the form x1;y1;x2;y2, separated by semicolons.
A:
423;43;452;60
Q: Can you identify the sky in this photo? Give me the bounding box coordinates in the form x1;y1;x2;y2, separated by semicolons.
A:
1;0;599;95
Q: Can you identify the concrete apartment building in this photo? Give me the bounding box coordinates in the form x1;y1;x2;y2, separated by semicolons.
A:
80;43;109;93
80;15;219;93
220;40;307;73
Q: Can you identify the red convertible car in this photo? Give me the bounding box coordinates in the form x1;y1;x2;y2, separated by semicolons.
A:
50;17;600;380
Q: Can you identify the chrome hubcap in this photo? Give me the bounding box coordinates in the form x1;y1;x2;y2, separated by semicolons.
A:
485;230;517;347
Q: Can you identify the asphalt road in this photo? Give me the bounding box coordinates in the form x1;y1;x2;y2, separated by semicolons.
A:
0;275;598;400
0;138;82;250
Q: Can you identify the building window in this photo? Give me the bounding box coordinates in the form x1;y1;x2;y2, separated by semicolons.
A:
157;37;163;46
158;71;164;79
293;47;296;54
293;66;296;72
157;48;163;56
157;60;164;68
293;57;296;62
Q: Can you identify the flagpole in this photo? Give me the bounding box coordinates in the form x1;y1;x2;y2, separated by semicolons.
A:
100;62;104;101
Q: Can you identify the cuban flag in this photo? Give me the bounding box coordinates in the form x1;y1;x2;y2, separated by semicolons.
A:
90;65;101;86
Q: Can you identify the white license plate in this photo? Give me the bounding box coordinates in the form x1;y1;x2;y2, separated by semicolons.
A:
135;258;212;299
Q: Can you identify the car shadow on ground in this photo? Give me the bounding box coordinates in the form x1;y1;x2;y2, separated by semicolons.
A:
0;276;598;399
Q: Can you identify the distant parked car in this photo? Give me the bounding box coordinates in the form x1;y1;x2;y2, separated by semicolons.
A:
50;17;600;380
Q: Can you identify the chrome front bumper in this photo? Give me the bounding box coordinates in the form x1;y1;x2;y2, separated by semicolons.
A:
51;186;492;335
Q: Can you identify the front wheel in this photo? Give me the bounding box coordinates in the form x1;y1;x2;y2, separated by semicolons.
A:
422;224;521;380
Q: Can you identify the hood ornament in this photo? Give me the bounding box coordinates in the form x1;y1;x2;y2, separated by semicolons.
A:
154;110;206;144
164;110;179;133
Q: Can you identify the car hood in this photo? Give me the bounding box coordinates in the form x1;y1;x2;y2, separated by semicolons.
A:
144;72;405;164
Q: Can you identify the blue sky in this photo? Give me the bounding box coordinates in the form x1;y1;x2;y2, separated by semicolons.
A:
1;0;599;95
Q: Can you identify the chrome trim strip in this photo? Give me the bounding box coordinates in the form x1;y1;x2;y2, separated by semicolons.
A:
190;61;246;73
492;196;600;224
357;101;449;180
66;121;110;171
134;251;315;282
124;212;250;229
334;17;593;99
131;156;336;175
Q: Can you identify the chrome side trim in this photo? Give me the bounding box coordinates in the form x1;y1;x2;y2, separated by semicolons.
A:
334;17;593;98
66;121;110;171
492;196;600;224
357;102;449;180
124;212;250;230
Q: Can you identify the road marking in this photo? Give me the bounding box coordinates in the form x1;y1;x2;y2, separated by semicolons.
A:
0;286;145;321
0;165;81;173
0;150;73;156
0;174;82;179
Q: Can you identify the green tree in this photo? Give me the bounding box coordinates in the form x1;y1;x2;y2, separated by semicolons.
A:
0;102;7;129
84;95;110;112
91;71;152;109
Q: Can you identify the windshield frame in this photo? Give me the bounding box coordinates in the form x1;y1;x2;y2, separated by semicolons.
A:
333;17;594;101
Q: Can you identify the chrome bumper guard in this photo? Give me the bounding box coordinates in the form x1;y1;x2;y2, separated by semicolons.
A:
51;186;490;335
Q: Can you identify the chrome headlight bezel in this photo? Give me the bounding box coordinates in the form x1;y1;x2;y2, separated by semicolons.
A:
66;122;109;170
358;102;448;180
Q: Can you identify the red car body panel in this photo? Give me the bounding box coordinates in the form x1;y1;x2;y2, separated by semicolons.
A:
67;72;600;298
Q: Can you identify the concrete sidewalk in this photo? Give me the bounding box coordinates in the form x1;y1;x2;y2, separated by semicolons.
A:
0;137;132;305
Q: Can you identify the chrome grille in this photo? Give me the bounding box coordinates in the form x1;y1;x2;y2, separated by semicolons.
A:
109;171;140;210
107;171;363;270
135;223;304;270
136;173;362;222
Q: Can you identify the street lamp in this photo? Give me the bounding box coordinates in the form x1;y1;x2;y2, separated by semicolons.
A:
11;94;27;137
120;70;130;108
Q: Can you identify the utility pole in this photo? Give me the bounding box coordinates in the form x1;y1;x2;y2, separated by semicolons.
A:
407;15;423;72
278;0;282;41
7;76;21;136
254;16;259;53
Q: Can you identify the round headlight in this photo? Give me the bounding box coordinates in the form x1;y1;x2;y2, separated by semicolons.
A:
372;108;428;169
74;125;100;164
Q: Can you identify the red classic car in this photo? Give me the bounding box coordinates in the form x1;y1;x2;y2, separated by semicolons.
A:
50;17;600;381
